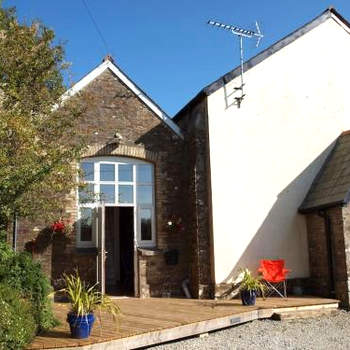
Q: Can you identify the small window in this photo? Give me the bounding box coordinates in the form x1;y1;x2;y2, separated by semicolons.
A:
100;164;115;181
118;185;133;204
79;183;94;203
81;162;94;181
140;208;152;241
137;185;152;204
80;208;93;241
137;164;152;183
100;184;115;203
118;164;133;182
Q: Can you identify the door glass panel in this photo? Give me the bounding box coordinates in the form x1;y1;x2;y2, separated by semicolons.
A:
137;164;152;183
80;162;94;181
119;185;133;203
118;164;133;182
80;208;93;241
140;209;152;241
79;183;94;203
100;164;115;181
100;184;115;203
137;185;152;204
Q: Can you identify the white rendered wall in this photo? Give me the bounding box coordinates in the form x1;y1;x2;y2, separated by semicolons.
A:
207;17;350;283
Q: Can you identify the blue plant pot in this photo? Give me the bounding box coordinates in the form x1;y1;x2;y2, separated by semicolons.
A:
67;313;95;339
241;290;257;306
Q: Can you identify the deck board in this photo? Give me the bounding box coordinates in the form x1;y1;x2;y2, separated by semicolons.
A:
28;296;339;350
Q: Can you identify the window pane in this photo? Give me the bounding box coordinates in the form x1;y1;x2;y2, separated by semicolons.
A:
118;185;133;203
80;208;93;241
137;164;152;183
140;209;152;241
81;162;94;181
100;164;115;181
137;185;152;204
119;164;133;182
100;184;115;203
79;183;94;203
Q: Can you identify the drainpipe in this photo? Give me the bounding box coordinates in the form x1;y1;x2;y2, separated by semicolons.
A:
318;210;335;297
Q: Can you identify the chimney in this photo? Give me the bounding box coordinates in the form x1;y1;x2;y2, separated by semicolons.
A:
102;54;114;63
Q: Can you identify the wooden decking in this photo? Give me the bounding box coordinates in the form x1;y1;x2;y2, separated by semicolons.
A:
28;296;339;350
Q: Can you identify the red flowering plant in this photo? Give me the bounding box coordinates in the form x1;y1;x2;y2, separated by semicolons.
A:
25;217;72;256
50;218;72;237
166;215;185;233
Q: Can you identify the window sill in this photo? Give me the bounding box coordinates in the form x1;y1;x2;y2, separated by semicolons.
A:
138;247;162;256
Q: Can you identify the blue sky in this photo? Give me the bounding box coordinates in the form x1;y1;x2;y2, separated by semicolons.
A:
5;1;350;116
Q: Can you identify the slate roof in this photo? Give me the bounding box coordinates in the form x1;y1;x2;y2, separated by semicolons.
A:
299;132;350;213
174;7;350;122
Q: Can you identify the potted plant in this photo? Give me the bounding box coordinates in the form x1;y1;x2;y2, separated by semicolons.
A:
60;271;121;339
239;268;266;306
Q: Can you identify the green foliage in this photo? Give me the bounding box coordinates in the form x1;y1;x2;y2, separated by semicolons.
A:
0;4;91;230
0;283;36;350
239;268;266;296
0;241;58;333
61;271;121;321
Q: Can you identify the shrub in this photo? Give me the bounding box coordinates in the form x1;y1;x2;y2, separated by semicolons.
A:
0;283;36;350
0;241;58;332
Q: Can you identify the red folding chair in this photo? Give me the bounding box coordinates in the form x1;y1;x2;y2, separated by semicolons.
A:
258;259;290;298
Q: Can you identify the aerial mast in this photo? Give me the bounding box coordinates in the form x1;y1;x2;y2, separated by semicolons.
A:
207;20;263;108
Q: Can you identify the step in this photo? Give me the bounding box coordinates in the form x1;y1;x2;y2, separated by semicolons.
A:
272;308;338;321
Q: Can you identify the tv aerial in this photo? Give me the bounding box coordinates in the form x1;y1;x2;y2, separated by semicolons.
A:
208;20;263;108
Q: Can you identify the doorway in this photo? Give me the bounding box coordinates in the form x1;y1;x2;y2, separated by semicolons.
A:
105;206;134;296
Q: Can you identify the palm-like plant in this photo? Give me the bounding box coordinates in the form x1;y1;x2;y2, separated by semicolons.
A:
239;268;266;297
61;271;121;321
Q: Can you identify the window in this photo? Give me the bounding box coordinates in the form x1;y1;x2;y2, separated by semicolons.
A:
137;185;152;204
118;164;133;182
100;164;115;181
77;157;155;247
136;164;154;246
118;185;133;204
80;208;93;242
100;184;115;203
140;208;152;241
81;162;94;181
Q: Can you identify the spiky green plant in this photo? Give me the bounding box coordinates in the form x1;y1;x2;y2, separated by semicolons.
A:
239;268;266;297
60;271;121;322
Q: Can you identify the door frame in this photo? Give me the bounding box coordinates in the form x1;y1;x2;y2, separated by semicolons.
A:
96;204;105;294
96;203;139;297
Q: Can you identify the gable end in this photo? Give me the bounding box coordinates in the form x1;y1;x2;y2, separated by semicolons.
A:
62;59;183;139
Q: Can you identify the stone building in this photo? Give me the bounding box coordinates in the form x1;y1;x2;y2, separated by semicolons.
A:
299;131;350;307
17;57;191;298
14;7;350;305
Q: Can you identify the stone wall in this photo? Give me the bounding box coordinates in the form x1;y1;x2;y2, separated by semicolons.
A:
17;66;190;298
340;204;350;306
305;211;332;298
176;97;215;299
305;206;350;307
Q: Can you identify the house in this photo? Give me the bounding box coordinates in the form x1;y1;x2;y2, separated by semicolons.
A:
18;56;190;299
173;7;350;306
299;131;350;306
16;7;350;306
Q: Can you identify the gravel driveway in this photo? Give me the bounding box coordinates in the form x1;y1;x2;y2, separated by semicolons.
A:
150;310;350;350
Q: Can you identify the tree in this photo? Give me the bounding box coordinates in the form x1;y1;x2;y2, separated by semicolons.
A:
0;5;90;233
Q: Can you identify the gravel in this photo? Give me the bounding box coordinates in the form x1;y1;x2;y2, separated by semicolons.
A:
150;310;350;350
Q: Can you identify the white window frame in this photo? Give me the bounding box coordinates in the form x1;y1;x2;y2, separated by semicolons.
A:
137;164;155;247
77;157;155;248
